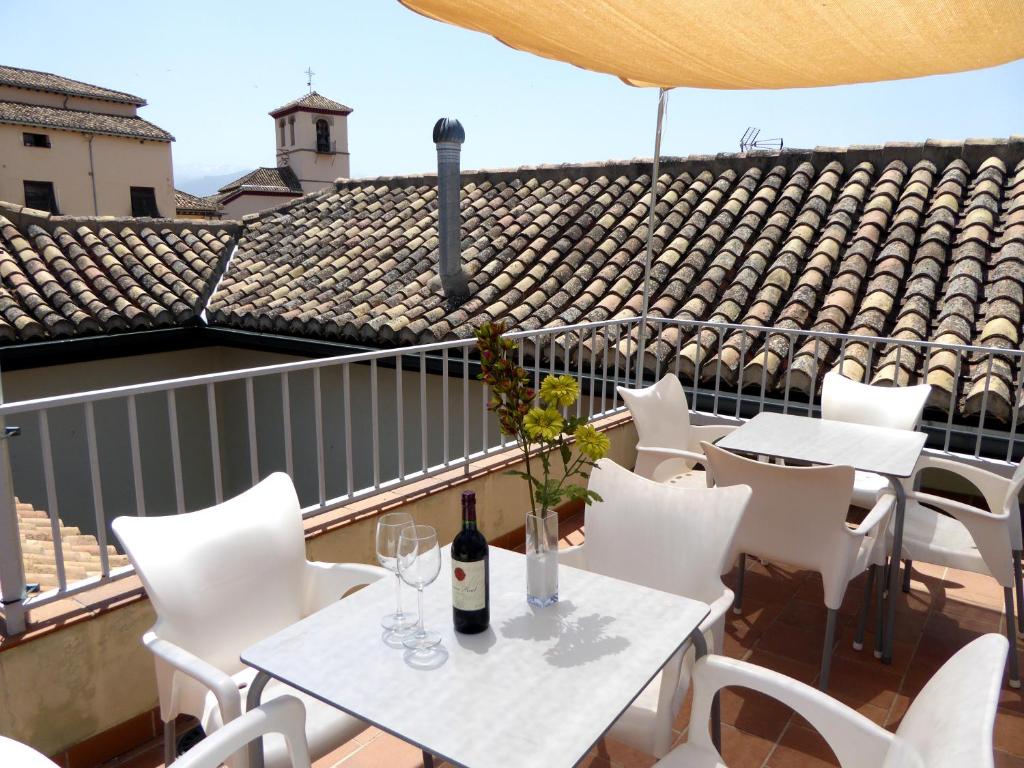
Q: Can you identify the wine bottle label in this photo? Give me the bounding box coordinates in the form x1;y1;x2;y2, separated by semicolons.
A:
452;559;486;611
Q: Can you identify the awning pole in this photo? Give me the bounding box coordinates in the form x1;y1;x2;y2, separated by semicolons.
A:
635;87;669;385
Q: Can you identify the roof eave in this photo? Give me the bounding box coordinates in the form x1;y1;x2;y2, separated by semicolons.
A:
0;115;174;142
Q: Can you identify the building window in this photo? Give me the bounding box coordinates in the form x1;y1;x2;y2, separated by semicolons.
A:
23;132;51;148
288;116;295;146
279;119;286;146
23;181;59;213
315;119;331;153
130;186;160;217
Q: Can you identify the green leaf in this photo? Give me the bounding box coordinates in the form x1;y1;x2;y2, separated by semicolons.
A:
559;442;572;466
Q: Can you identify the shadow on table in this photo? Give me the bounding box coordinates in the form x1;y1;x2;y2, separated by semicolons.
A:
499;600;630;667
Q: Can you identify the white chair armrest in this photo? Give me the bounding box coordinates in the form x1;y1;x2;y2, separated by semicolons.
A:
910;491;1009;524
636;445;708;465
173;696;311;768
909;492;1014;585
557;543;587;569
143;631;242;725
688;424;737;445
912;455;1009;515
685;655;892;768
302;561;390;616
850;491;896;538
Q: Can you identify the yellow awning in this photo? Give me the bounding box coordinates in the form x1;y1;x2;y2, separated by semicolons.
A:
399;0;1024;89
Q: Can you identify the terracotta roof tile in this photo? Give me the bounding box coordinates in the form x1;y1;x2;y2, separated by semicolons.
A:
0;203;236;342
0;64;145;106
204;141;1024;422
269;91;353;116
0;100;172;141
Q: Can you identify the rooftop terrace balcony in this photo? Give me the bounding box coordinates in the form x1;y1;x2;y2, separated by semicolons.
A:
1;316;1022;767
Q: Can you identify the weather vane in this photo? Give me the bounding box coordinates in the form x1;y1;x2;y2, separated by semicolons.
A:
305;67;315;92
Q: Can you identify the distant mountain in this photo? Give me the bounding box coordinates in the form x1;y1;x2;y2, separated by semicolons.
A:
174;170;250;197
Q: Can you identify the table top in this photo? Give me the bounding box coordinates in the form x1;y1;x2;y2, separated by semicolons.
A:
715;411;927;478
241;546;709;768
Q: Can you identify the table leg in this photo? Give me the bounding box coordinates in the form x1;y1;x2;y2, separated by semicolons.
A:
422;750;435;767
246;671;271;768
689;627;720;753
882;478;906;665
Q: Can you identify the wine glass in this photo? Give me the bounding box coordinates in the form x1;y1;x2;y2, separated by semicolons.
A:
397;525;443;661
376;512;416;640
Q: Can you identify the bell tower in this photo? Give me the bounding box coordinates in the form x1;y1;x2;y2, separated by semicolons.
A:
270;90;352;191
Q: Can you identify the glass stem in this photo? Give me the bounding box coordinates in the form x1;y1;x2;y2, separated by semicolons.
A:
416;587;426;638
394;572;403;618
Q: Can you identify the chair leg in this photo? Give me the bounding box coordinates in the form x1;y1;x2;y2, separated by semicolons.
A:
1014;550;1023;635
901;560;913;593
854;565;876;651
164;719;175;766
1006;587;1021;689
874;563;886;659
819;608;839;691
733;553;746;614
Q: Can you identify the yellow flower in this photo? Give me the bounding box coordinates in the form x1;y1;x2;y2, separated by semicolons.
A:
524;407;564;441
540;374;578;408
574;424;610;460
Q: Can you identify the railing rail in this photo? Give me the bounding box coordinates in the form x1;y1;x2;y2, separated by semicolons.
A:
1;315;1021;631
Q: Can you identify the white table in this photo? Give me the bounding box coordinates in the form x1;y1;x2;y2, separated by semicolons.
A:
242;546;711;768
716;412;926;665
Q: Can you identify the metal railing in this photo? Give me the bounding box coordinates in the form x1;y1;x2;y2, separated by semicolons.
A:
1;315;1021;632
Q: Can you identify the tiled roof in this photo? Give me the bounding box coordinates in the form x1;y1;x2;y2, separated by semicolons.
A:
0;100;173;141
269;91;353;116
175;189;222;215
17;498;129;591
0;202;236;343
207;138;1024;422
216;166;303;197
0;64;145;106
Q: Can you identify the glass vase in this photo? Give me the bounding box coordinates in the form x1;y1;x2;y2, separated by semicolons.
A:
526;511;558;607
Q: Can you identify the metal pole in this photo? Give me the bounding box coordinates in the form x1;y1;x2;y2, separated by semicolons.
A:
635;87;669;374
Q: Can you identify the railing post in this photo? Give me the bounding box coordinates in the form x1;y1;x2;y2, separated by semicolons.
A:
0;424;26;635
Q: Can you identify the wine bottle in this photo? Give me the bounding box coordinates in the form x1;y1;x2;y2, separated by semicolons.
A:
452;490;489;633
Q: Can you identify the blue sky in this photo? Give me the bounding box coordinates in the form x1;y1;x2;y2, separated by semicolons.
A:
4;1;1023;193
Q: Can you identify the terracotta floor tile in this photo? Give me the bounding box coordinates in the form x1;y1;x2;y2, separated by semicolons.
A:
315;734;370;767
995;708;1024;757
593;736;657;768
766;723;839;768
102;743;163;768
754;620;828;668
997;750;1024;767
717;686;793;741
744;650;820;687
822;656;903;713
715;723;776;768
338;733;429;767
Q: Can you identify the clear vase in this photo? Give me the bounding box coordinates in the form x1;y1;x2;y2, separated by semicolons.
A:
526;511;558;607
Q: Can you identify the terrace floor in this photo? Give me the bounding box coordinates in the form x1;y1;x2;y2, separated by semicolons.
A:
99;510;1024;768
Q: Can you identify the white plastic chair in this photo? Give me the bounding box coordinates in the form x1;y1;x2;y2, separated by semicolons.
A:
656;633;1008;768
618;374;736;486
820;371;930;509
175;697;311;768
558;458;752;758
112;472;389;768
895;454;1023;687
0;737;59;767
701;442;894;691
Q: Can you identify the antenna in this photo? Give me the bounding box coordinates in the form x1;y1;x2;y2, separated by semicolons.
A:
739;127;783;152
305;67;316;93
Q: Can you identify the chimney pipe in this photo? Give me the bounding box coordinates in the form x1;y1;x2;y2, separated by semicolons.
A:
433;117;470;306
